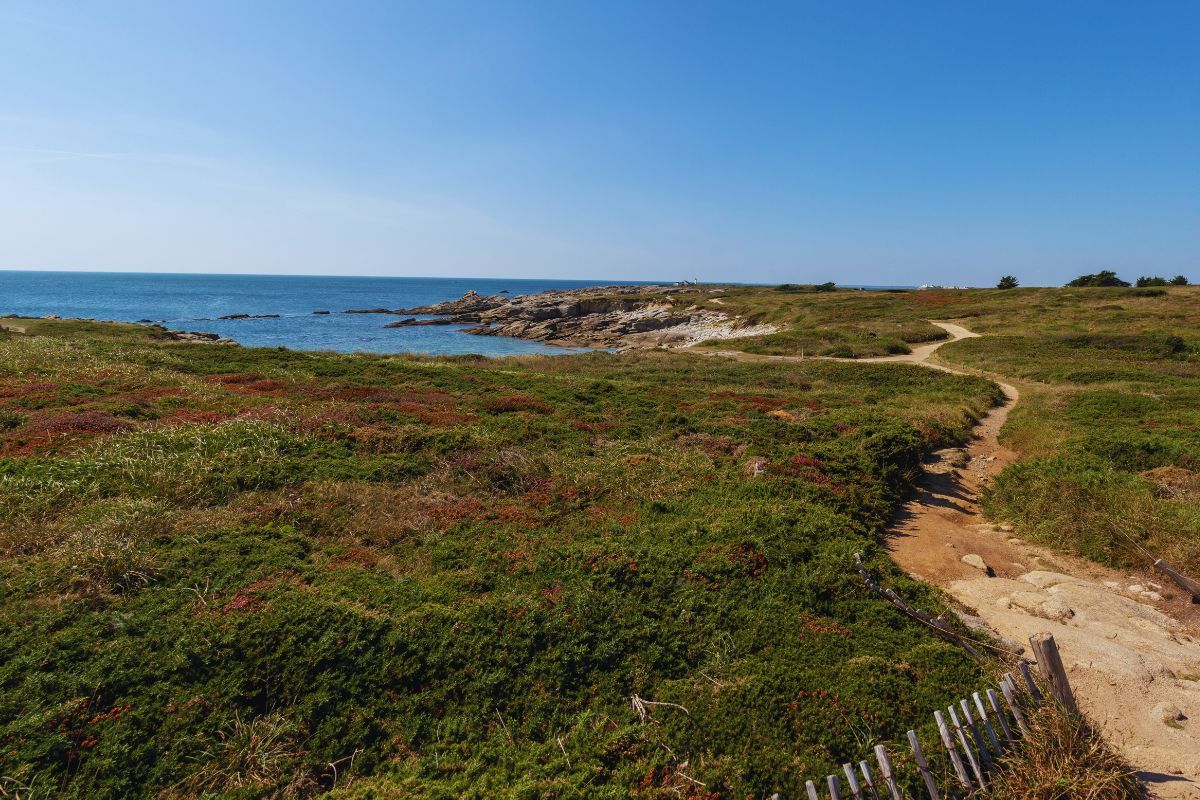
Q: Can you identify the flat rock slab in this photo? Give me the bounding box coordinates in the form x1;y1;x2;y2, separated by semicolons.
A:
950;571;1200;781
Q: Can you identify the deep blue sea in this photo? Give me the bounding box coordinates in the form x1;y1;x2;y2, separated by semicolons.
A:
0;271;662;356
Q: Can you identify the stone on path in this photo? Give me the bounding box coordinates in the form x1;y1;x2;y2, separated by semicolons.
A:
961;553;993;575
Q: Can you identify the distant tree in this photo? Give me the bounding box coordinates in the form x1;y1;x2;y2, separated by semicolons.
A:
996;275;1019;289
1170;275;1190;286
815;281;837;292
1136;276;1169;287
1066;270;1131;288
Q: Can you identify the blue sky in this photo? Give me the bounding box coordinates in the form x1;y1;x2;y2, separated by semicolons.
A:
0;1;1196;285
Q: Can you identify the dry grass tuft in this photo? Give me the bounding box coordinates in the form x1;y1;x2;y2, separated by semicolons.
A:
171;712;316;799
986;704;1146;799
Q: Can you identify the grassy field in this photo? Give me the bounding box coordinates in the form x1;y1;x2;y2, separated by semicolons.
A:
0;319;1003;798
698;284;1200;575
696;286;951;358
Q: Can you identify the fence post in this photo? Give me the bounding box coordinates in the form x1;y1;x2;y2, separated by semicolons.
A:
842;763;865;799
907;729;941;800
972;692;1002;753
958;698;992;767
985;688;1013;741
1153;559;1200;603
1029;632;1077;713
999;675;1031;736
934;710;971;790
948;705;986;790
873;745;903;800
858;760;882;800
1017;659;1043;703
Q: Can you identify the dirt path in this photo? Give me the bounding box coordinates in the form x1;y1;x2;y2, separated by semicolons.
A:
697;322;1200;796
884;322;1200;798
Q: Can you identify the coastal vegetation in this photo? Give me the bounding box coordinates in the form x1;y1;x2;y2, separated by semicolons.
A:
2;280;1193;797
0;318;1002;798
696;283;1200;577
1065;270;1131;288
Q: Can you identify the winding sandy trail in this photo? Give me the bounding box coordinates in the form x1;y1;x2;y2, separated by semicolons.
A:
700;322;1200;797
878;322;1200;798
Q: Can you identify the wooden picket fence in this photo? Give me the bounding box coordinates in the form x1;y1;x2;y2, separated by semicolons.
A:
773;554;1085;799
775;657;1053;799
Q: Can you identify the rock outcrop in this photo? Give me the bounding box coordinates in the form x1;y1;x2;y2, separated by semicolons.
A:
385;285;776;349
144;324;238;346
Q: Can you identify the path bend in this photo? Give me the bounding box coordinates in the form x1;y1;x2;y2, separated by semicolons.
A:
853;321;1199;797
698;319;1200;795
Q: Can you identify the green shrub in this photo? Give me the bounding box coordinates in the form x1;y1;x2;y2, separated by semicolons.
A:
984;454;1200;567
0;326;1003;798
1066;270;1130;287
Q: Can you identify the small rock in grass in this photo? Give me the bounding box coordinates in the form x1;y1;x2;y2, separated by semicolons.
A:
962;553;994;575
1143;591;1164;602
1128;584;1146;594
1008;537;1022;544
1147;581;1163;591
998;523;1014;532
1104;581;1122;590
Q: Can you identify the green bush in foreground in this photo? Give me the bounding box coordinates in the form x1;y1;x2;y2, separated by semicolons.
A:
0;324;1001;799
984;454;1200;571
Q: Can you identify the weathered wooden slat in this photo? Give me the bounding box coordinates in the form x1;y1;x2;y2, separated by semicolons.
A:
1003;671;1034;711
973;691;1002;753
958;699;992;767
855;553;985;659
1030;632;1077;713
907;729;941;800
842;763;865;799
934;709;972;789
948;705;986;790
807;779;821;800
859;760;882;800
873;745;903;800
999;675;1032;736
828;773;843;800
986;688;1014;741
1017;659;1043;703
1154;558;1200;603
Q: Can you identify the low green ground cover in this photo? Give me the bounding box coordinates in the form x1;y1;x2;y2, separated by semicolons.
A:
950;328;1200;573
696;288;949;358
0;321;1001;798
696;283;1200;575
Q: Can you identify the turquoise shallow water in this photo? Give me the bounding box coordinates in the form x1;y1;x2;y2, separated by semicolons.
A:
0;271;657;355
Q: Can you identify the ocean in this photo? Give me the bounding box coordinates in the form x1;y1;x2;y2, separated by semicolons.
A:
0;271;659;356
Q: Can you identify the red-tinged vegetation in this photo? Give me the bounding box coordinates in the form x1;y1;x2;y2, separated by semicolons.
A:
3;409;134;454
0;320;1006;799
484;393;553;413
794;612;853;638
164;409;231;426
208;373;291;393
706;390;786;412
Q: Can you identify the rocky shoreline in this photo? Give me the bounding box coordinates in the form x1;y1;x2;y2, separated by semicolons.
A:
381;284;776;349
4;284;776;352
